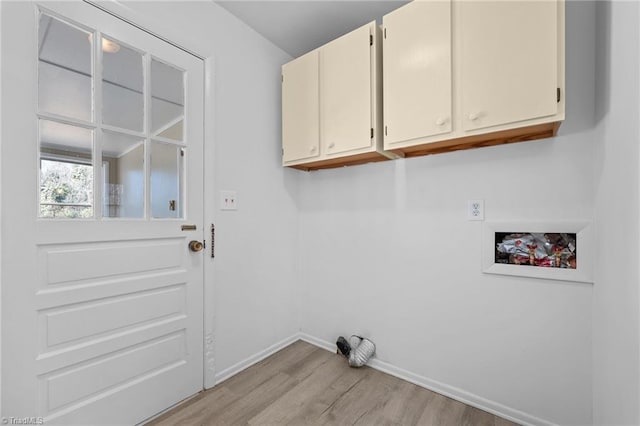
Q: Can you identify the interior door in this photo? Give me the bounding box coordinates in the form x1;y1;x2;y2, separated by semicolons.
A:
1;1;205;424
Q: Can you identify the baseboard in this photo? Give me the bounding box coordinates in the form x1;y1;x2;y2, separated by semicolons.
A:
213;333;300;385
298;333;556;426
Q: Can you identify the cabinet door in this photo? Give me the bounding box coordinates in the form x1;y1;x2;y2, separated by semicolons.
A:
282;50;320;163
460;0;558;131
321;23;372;155
383;0;452;145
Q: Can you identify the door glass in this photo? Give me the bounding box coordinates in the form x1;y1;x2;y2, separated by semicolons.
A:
36;14;192;221
150;142;184;218
151;59;184;141
39;120;93;218
102;37;144;132
102;130;145;218
38;13;93;122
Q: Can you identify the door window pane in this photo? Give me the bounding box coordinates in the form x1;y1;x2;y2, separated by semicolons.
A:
150;142;184;218
102;131;145;218
39;120;93;218
151;59;184;141
102;37;144;131
38;13;92;122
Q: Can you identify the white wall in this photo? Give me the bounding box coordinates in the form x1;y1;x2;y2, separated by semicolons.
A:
592;1;640;424
100;0;300;377
298;2;596;425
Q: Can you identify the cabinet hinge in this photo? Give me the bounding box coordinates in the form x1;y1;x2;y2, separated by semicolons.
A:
370;128;374;139
385;125;388;136
384;28;386;39
557;87;561;103
369;34;373;46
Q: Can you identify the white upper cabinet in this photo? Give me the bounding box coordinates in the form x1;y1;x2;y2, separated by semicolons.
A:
383;0;452;145
383;0;564;156
282;21;389;170
282;50;320;163
321;23;373;155
459;0;559;131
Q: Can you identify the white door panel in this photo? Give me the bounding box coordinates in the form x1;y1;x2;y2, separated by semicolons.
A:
1;1;204;424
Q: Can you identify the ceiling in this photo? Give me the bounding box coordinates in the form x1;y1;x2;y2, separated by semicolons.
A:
215;1;410;58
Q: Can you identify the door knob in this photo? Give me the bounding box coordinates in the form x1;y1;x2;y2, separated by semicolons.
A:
189;240;204;252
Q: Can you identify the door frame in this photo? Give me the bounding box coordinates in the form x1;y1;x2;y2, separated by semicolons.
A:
0;0;218;416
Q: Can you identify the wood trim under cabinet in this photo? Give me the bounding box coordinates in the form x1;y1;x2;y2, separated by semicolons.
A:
287;151;393;171
390;122;561;158
287;122;560;171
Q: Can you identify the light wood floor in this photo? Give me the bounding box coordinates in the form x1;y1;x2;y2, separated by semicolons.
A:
147;340;520;426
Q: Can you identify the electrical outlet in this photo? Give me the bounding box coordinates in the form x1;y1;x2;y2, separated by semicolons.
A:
220;190;238;210
467;199;484;221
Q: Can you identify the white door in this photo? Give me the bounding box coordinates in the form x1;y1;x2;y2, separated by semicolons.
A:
1;1;205;424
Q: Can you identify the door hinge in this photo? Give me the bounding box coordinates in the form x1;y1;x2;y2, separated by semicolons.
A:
370;128;374;139
557;87;561;103
369;34;373;46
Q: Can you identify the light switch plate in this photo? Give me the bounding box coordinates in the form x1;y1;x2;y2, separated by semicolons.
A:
220;190;238;210
468;199;484;221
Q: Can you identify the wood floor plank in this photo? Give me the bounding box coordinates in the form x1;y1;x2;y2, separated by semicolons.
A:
415;391;466;425
367;379;437;426
246;353;352;425
315;367;401;425
212;372;299;425
144;340;521;426
283;355;368;425
495;416;522;426
461;405;496;426
146;386;237;426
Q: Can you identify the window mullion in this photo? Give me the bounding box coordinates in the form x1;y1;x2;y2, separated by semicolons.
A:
144;52;151;220
94;29;103;220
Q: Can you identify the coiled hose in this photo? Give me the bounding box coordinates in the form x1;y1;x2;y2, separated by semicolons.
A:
336;335;376;368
